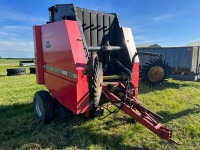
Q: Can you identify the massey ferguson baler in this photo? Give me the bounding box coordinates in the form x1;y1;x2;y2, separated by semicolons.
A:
33;4;180;144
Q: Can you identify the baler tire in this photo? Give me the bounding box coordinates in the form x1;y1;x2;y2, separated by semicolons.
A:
92;62;103;108
7;68;26;76
33;90;55;122
30;67;36;74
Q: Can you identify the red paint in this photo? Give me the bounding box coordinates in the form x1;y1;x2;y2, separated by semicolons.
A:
34;20;89;114
32;5;178;143
33;26;44;84
33;18;174;143
103;84;173;141
132;62;139;98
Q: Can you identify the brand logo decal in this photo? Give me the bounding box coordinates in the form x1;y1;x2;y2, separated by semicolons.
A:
45;41;51;49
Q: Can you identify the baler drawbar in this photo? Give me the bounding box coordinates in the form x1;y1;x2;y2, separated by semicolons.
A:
33;3;180;144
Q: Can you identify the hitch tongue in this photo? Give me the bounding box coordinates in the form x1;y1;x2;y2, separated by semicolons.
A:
130;98;163;120
103;84;181;144
170;139;182;145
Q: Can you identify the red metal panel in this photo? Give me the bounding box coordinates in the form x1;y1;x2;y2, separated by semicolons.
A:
65;21;88;69
42;21;76;76
33;26;44;84
44;68;89;114
132;62;139;97
65;20;90;114
41;20;89;114
45;72;77;113
76;69;90;114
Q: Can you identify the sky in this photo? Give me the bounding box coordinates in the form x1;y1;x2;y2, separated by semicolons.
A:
0;0;200;58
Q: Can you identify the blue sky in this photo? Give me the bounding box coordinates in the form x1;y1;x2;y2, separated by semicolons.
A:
0;0;199;58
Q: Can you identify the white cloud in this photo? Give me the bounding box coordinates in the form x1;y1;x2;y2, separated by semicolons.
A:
0;25;33;39
190;39;200;42
0;5;43;57
0;31;8;36
134;34;166;44
0;39;33;52
152;14;173;22
0;24;34;56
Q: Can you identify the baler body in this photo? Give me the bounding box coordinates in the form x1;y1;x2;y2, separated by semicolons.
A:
33;4;139;115
33;4;179;144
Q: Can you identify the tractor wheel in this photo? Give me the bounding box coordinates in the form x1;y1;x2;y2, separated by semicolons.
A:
33;90;55;122
92;61;103;108
7;68;26;76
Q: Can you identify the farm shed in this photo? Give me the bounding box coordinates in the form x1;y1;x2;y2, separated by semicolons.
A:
137;46;200;81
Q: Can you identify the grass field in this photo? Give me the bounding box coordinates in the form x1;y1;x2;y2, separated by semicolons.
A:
0;59;199;149
0;59;19;65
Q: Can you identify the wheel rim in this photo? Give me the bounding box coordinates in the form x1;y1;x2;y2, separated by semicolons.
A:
147;66;164;82
97;73;103;98
35;98;43;117
140;58;171;87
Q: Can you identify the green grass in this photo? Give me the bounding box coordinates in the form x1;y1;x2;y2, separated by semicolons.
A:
0;59;200;149
0;59;31;76
0;58;19;65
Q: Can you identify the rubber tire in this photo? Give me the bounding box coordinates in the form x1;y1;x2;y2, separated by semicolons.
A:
33;90;55;122
92;62;103;108
30;67;36;74
7;68;26;76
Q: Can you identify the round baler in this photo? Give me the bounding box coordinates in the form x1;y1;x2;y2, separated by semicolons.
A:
32;4;180;144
